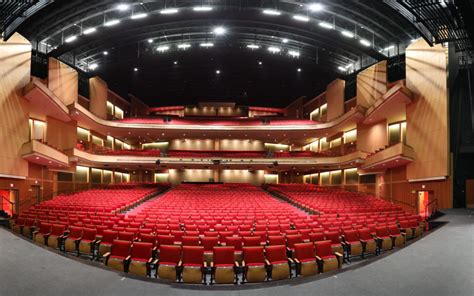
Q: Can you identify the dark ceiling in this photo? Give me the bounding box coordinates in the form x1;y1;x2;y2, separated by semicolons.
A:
5;0;456;107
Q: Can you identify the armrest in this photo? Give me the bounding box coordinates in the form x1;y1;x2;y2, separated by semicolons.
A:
125;255;131;261
293;258;300;264
95;240;102;245
210;261;214;268
152;259;159;265
315;256;322;261
265;259;271;266
103;252;111;259
241;260;246;267
32;230;39;235
152;246;157;252
203;261;207;268
288;258;294;264
234;261;240;267
334;252;343;258
147;257;153;264
178;260;182;267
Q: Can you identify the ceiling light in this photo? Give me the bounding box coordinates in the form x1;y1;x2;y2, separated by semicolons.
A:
134;67;138;71
263;9;281;16
104;19;120;26
216;70;221;74
293;15;310;22
89;63;98;70
131;13;147;19
160;8;178;14
116;4;130;11
341;30;354;38
288;50;300;57
156;45;170;52
359;39;371;46
200;42;214;47
318;21;334;29
83;27;96;35
338;66;346;71
103;51;108;55
268;46;281;53
247;44;260;49
147;39;153;43
65;35;77;43
297;68;302;72
282;38;289;43
177;43;191;49
173;61;178;65
213;26;226;35
308;3;324;11
258;61;262;65
193;6;213;11
410;38;418;43
384;45;395;51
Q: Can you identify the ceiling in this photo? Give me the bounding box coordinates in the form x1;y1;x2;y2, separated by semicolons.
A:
5;1;428;107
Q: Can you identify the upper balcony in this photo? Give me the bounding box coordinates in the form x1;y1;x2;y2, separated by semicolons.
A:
21;140;70;169
23;79;71;122
360;142;415;171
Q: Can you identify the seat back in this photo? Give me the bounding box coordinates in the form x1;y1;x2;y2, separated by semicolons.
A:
131;242;153;260
157;235;175;246
343;229;359;242
140;233;157;245
38;223;52;234
268;235;286;246
294;242;314;261
243;236;261;246
111;240;132;258
375;226;389;237
118;231;135;241
181;236;200;246
388;225;401;235
358;228;372;240
51;224;66;236
266;245;287;263
182;246;204;265
201;236;219;251
68;226;83;239
324;231;340;244
243;246;265;264
315;240;333;257
286;234;303;248
159;245;181;264
213;246;235;265
226;236;243;250
82;228;97;240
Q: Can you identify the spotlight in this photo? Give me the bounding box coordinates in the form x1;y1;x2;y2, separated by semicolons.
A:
193;6;213;11
216;70;221;74
177;43;191;49
282;38;289;43
341;30;354;38
360;39;371;46
258;61;262;65
288;50;300;58
89;63;98;70
318;22;334;29
83;27;96;35
247;44;260;49
147;39;153;43
156;45;170;52
200;42;214;47
263;9;281;16
131;13;147;19
268;46;281;53
308;3;324;11
65;35;77;43
160;8;178;14
134;67;138;72
104;19;120;26
116;4;130;11
293;15;310;22
103;51;108;55
297;68;302;72
213;26;226;35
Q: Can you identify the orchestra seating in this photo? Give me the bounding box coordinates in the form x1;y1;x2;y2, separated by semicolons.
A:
9;182;424;284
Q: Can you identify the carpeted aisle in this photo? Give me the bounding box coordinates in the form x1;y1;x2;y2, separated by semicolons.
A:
0;209;472;296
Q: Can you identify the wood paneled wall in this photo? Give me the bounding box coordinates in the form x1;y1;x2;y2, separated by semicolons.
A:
0;33;31;177
466;179;474;208
326;79;345;121
356;61;387;108
405;40;449;179
89;76;108;119
356;120;388;153
219;170;265;185
46;116;77;150
48;58;78;106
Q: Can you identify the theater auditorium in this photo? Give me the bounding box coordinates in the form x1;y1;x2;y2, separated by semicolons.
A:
0;1;473;295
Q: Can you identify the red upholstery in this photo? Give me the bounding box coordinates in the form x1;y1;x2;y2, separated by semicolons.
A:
159;245;181;265
213;247;235;266
181;236;200;246
131;242;153;262
182;246;204;266
315;240;335;259
157;235;175;246
294;243;315;262
110;240;132;259
243;246;265;266
243;236;261;247
266;245;288;264
268;235;286;246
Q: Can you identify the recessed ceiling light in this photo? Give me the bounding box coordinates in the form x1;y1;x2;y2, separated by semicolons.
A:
177;43;191;49
293;15;310;22
213;26;226;35
148;39;153;43
193;6;213;11
318;21;334;29
104;19;120;26
341;30;354;38
173;61;178;65
216;70;221;74
160;8;178;14
263;9;281;16
297;68;302;72
89;63;98;70
131;13;147;19
247;44;260;49
65;35;77;43
258;61;262;65
83;27;96;35
360;39;371;46
338;66;346;71
384;45;395;51
134;67;138;71
103;51;108;55
282;38;289;43
308;3;324;12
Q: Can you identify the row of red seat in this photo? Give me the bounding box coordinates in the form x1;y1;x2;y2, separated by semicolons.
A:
116;117;316;126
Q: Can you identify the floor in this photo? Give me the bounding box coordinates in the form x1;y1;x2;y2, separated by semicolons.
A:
0;209;472;296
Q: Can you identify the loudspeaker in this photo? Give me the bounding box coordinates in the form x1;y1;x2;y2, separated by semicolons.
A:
212;159;221;165
155;159;161;165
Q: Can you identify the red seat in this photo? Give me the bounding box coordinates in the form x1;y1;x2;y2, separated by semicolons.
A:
293;242;317;276
129;242;154;276
181;246;205;283
181;236;200;246
157;245;181;281
268;235;286;246
243;246;266;282
212;246;238;284
104;240;132;272
201;236;219;263
315;240;342;273
265;245;291;280
243;236;261;247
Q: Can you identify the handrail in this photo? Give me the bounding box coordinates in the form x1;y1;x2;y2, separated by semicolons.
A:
1;195;14;205
424;198;438;220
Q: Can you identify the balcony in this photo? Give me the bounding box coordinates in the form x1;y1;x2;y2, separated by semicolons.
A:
21;140;70;169
23;79;71;122
360;142;414;171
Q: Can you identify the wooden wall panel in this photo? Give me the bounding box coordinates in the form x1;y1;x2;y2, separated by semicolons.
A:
356;60;387;108
219;170;264;185
405;40;449;179
326;79;345;121
285;97;304;118
168;169;214;185
48;58;78;106
46;116;77;150
89;76;108;119
169;139;214;150
356;120;388;153
0;33;31;177
219;139;264;151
